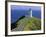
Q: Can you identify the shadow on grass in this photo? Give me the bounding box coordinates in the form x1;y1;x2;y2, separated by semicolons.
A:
11;16;25;30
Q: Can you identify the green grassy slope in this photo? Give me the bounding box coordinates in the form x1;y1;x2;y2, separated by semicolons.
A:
16;17;41;31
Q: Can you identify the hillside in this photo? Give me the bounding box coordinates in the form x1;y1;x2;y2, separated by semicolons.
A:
12;17;41;31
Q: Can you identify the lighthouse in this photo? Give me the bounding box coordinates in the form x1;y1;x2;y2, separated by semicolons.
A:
30;10;32;17
25;8;32;18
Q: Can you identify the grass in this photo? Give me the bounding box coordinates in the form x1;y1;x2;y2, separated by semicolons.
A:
16;17;41;31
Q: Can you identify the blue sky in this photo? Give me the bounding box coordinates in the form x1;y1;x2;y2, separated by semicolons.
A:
11;5;41;11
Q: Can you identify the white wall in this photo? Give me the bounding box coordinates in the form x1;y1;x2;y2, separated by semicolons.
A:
0;0;46;37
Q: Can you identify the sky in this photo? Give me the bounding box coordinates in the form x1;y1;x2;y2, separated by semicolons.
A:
11;5;41;11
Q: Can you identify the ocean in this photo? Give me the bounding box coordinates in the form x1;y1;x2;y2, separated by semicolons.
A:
11;9;41;23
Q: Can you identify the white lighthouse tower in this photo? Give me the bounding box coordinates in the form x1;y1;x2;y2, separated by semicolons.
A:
30;10;32;17
28;8;32;17
25;8;32;18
